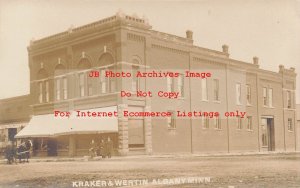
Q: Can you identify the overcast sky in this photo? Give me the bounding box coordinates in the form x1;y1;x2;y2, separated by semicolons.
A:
0;0;299;103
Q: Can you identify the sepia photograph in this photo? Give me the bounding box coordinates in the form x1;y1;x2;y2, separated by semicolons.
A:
0;0;300;187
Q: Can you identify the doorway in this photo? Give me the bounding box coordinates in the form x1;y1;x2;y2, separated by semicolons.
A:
261;117;275;151
47;139;58;156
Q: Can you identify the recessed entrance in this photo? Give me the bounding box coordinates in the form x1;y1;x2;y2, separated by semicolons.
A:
261;117;275;151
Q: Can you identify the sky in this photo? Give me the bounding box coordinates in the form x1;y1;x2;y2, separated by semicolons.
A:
0;0;300;102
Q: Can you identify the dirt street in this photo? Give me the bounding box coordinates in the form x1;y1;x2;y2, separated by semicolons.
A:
0;153;299;188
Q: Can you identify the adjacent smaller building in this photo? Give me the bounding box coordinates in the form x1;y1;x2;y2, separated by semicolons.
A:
0;95;32;154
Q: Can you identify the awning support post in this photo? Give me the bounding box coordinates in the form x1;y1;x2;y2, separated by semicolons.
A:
68;135;76;157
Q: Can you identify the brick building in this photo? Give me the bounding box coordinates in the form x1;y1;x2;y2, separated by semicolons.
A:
0;12;297;156
0;95;32;153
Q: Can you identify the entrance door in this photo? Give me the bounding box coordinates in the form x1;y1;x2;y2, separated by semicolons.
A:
128;119;145;148
261;118;275;151
47;139;57;156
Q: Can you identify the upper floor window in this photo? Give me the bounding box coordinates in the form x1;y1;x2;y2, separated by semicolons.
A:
202;116;209;129
246;84;251;105
167;111;176;129
55;77;68;101
87;75;93;96
55;79;61;101
236;83;241;105
54;64;67;101
287;91;292;108
237;116;242;130
132;65;139;92
288;118;293;131
38;82;43;103
98;53;115;94
100;69;107;94
213;79;219;101
109;66;116;93
79;73;85;97
167;77;174;92
247;116;252;130
263;87;267;106
178;74;184;97
37;68;49;103
214;117;221;129
202;78;208;101
45;81;49;102
268;88;273;107
63;77;68;100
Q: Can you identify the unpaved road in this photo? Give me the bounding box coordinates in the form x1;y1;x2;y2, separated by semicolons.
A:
0;153;299;188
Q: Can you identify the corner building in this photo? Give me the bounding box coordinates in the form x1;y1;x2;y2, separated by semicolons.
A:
10;12;297;156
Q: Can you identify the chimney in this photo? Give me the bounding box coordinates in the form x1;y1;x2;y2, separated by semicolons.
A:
222;44;229;54
279;65;284;72
253;56;259;65
186;30;193;40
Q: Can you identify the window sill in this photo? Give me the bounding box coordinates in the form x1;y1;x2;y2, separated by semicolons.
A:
247;129;254;132
285;108;296;111
247;104;252;107
202;99;209;102
263;106;275;109
288;130;293;133
214;128;222;131
213;100;221;104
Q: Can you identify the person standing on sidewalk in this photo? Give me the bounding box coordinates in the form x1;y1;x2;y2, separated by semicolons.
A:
106;137;113;158
89;139;96;158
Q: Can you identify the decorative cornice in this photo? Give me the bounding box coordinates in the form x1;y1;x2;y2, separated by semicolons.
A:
151;44;189;55
127;33;145;42
29;13;151;51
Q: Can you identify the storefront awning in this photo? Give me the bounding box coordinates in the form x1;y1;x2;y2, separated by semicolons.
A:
15;106;118;138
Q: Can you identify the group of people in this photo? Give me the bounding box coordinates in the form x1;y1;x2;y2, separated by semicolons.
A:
89;137;113;158
4;140;32;164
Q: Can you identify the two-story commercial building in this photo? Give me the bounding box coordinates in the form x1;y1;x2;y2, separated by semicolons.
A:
0;12;297;156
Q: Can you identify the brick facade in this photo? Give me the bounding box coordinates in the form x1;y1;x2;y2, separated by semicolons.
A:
0;12;297;156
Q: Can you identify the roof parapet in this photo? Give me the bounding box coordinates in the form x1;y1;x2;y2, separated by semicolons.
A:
29;12;151;47
279;64;296;75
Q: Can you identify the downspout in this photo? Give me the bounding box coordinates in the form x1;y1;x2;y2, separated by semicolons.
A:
256;71;260;151
225;64;230;153
281;66;286;151
189;52;193;154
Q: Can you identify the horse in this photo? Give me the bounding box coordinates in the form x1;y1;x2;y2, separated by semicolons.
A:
16;140;32;163
4;144;16;164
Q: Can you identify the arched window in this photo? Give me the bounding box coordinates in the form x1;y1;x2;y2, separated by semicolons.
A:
37;69;48;80
131;57;141;92
36;69;49;103
54;64;66;76
77;58;92;70
98;53;114;67
77;58;92;97
98;53;115;94
54;64;67;101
